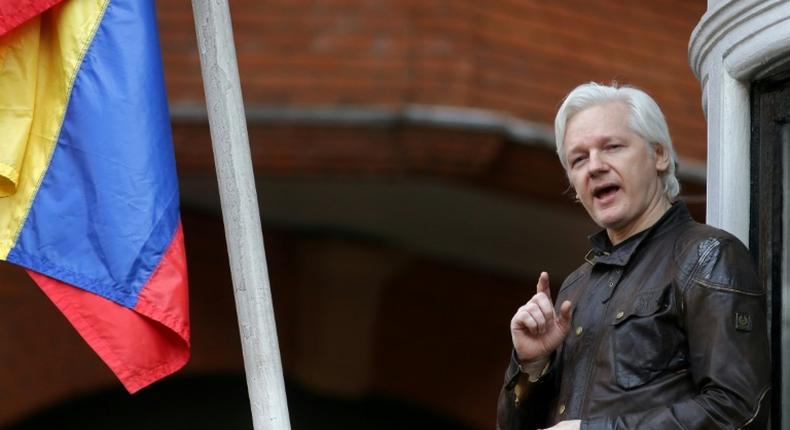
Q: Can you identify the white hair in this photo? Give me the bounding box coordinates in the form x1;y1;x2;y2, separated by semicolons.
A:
554;82;680;200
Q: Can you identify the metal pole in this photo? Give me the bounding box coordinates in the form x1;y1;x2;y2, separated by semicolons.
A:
190;2;291;429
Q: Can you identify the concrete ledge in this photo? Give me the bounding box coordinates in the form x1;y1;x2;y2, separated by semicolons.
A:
170;103;706;185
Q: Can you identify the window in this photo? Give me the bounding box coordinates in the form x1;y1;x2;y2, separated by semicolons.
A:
751;71;790;430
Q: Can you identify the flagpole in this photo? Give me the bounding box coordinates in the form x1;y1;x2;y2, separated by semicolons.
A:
190;2;291;430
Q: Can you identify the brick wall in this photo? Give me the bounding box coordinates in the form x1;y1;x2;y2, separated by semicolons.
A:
158;0;707;159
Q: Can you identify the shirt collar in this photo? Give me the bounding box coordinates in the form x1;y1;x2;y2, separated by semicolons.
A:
586;202;692;267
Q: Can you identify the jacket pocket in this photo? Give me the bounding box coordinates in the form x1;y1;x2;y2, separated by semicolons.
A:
611;288;681;390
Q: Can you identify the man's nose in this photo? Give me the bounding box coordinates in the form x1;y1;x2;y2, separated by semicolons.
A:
587;151;608;175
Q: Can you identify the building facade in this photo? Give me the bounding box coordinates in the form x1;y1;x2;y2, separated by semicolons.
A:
1;1;708;429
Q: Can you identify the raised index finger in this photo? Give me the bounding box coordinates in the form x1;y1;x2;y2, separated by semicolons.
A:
536;271;550;295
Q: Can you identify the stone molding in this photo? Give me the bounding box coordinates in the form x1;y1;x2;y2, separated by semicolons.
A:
690;0;790;96
170;103;707;184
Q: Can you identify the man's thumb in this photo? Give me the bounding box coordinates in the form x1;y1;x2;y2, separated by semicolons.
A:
557;300;573;332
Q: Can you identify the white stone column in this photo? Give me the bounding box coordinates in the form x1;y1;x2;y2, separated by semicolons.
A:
689;0;790;245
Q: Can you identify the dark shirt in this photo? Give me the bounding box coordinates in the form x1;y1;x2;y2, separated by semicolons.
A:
496;203;770;429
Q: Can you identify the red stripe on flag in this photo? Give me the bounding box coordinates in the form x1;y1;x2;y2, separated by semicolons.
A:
0;0;67;36
27;223;190;393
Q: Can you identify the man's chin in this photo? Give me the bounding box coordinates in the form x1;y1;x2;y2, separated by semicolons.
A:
593;213;626;232
582;204;625;228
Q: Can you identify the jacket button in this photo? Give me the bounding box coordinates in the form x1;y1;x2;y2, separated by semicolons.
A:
559;404;566;415
616;311;624;319
575;326;583;336
608;281;615;287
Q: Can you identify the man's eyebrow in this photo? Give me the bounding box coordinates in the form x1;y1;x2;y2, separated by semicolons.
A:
568;135;613;150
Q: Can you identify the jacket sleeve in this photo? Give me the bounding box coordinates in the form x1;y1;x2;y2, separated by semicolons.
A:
582;237;771;430
496;351;557;430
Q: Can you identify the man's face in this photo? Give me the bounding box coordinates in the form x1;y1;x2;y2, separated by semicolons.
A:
563;102;670;242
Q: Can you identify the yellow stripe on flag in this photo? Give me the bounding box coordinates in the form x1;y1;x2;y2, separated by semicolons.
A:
0;0;108;258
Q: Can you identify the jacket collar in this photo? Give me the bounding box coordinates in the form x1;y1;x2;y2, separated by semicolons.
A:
586;202;692;267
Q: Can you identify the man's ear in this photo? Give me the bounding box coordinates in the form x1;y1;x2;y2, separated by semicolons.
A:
652;143;670;173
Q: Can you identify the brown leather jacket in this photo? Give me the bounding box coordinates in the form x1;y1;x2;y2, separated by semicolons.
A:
497;203;770;429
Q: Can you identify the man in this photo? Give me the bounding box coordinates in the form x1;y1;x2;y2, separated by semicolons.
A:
496;83;770;429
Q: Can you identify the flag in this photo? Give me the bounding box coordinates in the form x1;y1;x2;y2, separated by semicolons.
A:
0;0;190;393
0;0;66;36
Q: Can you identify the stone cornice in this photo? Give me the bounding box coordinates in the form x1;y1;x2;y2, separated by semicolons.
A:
170;103;707;184
689;0;790;83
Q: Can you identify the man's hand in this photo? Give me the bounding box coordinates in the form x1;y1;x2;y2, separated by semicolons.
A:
543;420;581;430
510;272;573;365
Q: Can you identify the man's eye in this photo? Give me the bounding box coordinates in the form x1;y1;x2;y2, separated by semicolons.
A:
572;156;586;167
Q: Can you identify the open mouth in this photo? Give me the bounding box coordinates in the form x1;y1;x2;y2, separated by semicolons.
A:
593;184;620;201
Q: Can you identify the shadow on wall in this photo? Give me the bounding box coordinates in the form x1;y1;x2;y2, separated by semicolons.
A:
4;374;473;430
